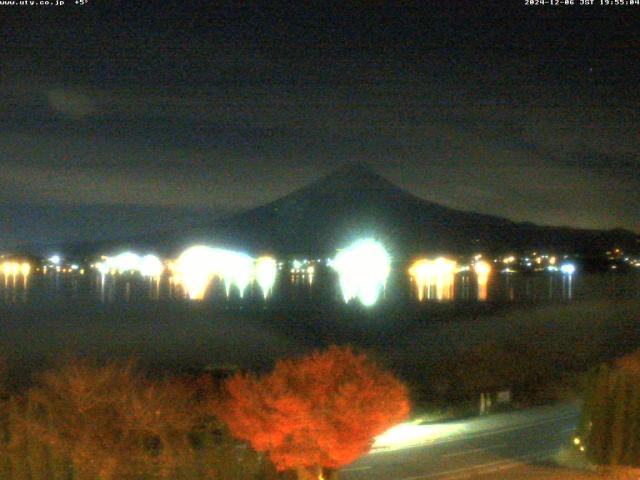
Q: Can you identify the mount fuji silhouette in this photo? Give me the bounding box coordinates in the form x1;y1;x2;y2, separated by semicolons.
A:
163;162;638;258
32;163;637;259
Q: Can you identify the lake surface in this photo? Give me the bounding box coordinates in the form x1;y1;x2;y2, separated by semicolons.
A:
0;267;638;384
2;267;639;306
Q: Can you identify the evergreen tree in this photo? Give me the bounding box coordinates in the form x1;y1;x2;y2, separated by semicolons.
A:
621;379;640;466
585;364;613;465
610;372;629;465
581;354;640;467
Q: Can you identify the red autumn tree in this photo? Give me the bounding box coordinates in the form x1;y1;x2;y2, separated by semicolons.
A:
217;346;410;480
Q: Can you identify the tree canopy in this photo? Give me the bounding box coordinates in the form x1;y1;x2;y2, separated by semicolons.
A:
217;346;410;477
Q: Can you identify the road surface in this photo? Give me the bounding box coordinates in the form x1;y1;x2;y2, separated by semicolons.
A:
341;403;580;480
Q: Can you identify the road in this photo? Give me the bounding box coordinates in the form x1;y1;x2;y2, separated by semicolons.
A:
341;403;581;480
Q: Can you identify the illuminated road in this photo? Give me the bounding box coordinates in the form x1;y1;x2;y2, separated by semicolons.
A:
341;403;580;480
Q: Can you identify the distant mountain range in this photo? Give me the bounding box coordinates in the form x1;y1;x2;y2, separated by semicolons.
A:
16;163;640;259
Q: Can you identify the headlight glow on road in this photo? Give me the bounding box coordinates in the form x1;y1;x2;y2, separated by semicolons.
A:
371;420;467;453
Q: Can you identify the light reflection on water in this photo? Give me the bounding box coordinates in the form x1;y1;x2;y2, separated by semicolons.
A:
0;267;638;306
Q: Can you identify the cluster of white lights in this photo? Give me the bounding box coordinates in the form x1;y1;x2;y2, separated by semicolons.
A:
95;252;164;278
172;246;277;300
82;242;584;304
330;239;390;306
290;259;315;276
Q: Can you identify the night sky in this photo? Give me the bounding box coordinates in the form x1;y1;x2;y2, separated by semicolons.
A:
1;2;638;248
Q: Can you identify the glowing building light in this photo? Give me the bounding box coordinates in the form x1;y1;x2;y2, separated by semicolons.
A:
409;257;457;301
306;264;315;284
560;263;576;275
2;262;13;276
139;254;164;278
174;245;257;300
48;255;61;265
331;239;390;306
174;245;219;300
95;262;110;276
473;260;491;301
20;263;31;276
226;252;255;297
108;251;142;273
0;261;31;278
473;260;491;276
255;256;277;299
408;259;432;302
432;257;456;300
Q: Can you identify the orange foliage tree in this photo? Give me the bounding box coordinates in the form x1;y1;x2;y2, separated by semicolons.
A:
217;346;410;480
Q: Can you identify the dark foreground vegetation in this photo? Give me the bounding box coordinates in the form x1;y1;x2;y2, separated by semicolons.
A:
577;350;640;468
0;359;274;479
0;299;639;478
0;347;409;480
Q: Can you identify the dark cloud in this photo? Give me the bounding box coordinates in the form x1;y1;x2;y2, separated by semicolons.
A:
47;88;96;118
0;3;638;246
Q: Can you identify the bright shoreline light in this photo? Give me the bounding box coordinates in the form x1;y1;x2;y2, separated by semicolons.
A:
473;260;491;301
96;251;165;278
174;246;222;300
173;246;276;300
331;239;390;306
408;257;457;301
94;246;279;301
139;254;164;278
560;263;576;275
473;260;491;276
109;252;142;273
255;256;277;299
1;261;31;278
